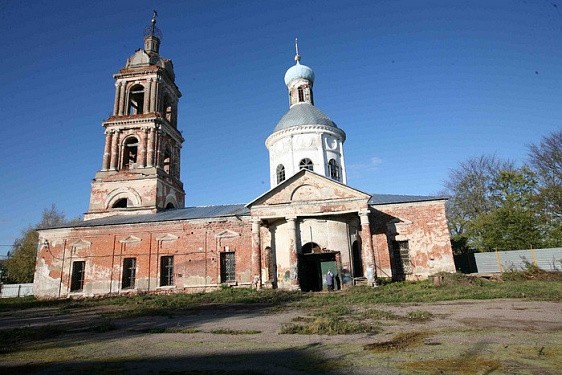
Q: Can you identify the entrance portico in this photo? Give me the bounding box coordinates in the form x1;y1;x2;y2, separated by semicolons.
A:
247;169;374;291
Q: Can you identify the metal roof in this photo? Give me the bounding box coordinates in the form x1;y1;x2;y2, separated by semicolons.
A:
40;195;446;231
369;194;447;205
41;204;250;230
273;103;338;132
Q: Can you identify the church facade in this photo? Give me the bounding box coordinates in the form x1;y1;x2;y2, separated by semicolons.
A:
34;20;455;298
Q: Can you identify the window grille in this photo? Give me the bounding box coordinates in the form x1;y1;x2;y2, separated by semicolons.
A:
299;158;313;171
276;164;285;184
220;252;236;283
160;256;174;286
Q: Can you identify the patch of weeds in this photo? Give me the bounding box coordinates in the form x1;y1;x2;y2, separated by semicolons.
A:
292;316;316;323
210;328;261;335
313;304;353;318
281;316;381;335
364;331;431;352
365;308;400;321
406;310;433;322
403;353;502;374
167;327;201;334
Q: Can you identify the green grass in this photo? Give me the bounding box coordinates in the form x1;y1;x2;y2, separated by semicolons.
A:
1;271;560;317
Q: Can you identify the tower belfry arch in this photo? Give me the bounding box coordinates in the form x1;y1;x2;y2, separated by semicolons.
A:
84;13;185;220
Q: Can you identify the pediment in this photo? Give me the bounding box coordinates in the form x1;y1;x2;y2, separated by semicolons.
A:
119;235;142;244
71;239;91;249
248;170;371;209
155;233;178;242
215;230;240;238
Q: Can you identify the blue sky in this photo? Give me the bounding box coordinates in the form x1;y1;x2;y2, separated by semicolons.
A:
1;0;561;255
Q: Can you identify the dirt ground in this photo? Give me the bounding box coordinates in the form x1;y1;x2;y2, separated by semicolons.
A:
0;299;561;374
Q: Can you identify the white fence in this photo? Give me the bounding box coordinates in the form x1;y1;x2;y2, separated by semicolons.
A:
0;283;34;298
474;248;562;273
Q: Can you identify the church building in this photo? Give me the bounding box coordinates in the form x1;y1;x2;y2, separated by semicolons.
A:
34;18;455;298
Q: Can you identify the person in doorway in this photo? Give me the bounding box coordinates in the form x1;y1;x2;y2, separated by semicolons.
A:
326;270;334;291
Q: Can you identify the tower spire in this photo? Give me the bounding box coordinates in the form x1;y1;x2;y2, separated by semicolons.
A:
294;38;301;63
151;10;158;36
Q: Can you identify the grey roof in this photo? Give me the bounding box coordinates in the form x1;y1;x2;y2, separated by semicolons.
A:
274;103;337;132
369;194;447;205
40;196;446;231
42;204;250;230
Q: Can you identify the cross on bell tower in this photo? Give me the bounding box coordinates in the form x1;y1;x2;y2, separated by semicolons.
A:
84;13;185;220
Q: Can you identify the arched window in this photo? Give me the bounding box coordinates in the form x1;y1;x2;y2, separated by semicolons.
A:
165;202;175;209
112;198;128;208
328;159;340;181
297;87;305;102
122;137;139;169
299;158;313;171
276;164;286;184
128;84;145;115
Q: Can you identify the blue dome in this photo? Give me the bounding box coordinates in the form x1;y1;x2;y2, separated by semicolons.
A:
284;62;315;86
274;103;337;132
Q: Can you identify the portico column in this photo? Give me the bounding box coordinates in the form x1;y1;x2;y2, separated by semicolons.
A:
359;209;377;285
286;216;299;287
251;218;262;289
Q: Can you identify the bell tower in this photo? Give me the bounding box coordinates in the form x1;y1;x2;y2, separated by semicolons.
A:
85;13;185;220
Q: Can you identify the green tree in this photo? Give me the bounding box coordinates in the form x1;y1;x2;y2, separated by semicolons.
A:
4;205;68;283
527;130;562;247
468;168;541;251
444;155;514;251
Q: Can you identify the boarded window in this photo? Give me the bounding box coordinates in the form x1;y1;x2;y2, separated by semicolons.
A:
220;252;236;283
160;256;174;286
391;240;411;281
70;261;86;292
122;258;136;289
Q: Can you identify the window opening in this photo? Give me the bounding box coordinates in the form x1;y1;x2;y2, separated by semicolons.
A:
276;164;285;184
123;137;139;169
299;158;313;171
220;252;236;283
297;87;305;102
328;159;340;181
128;85;145;115
70;261;86;292
163;147;172;174
392;240;411;281
122;258;136;289
112;198;128;208
160;255;174;286
165;202;175;209
301;242;321;254
163;94;174;125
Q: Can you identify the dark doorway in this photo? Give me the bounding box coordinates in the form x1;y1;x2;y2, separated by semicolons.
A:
351;240;363;277
298;246;338;292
